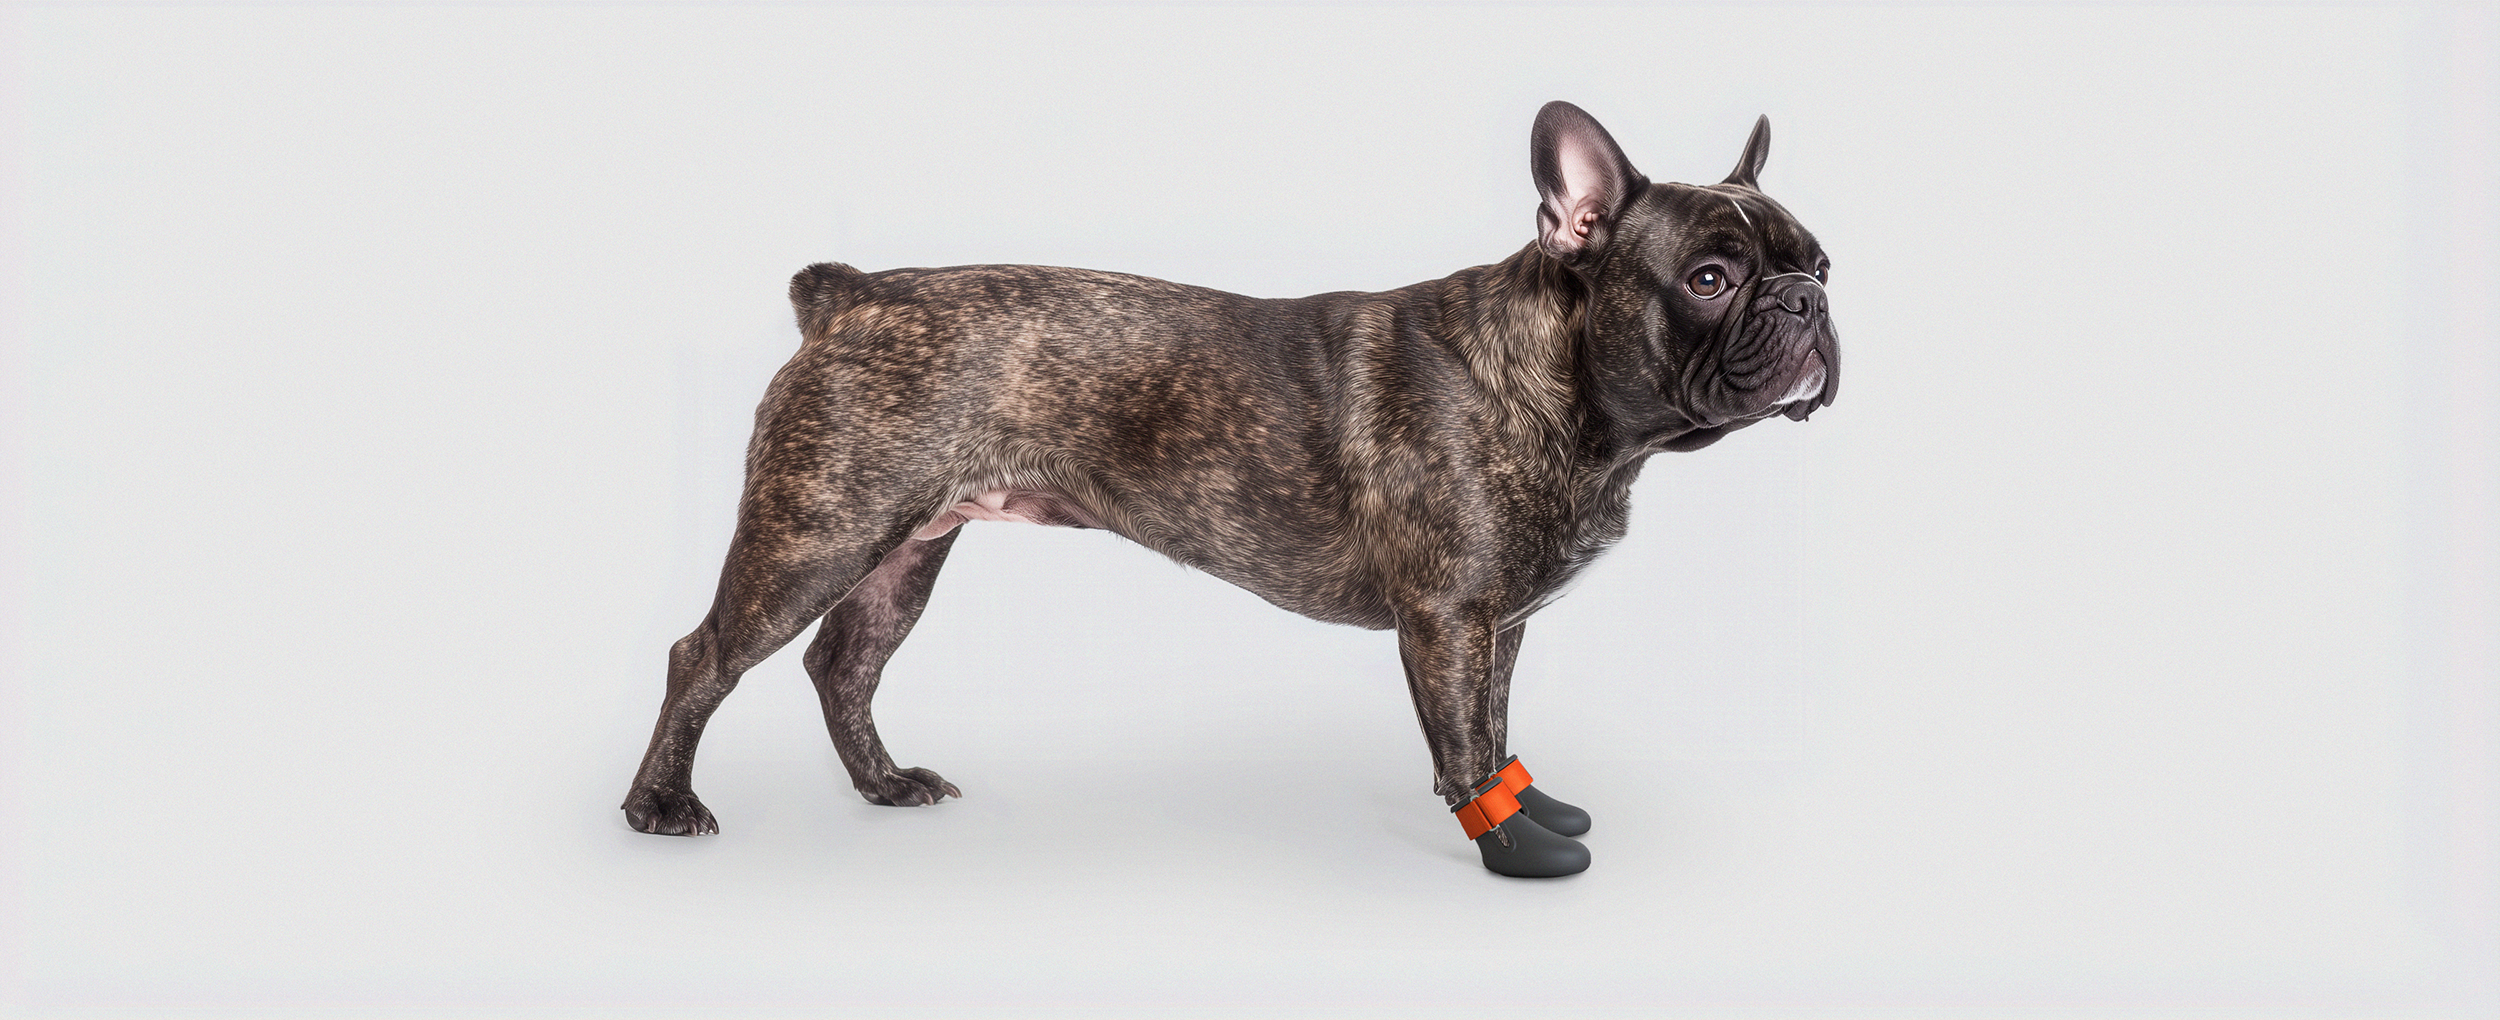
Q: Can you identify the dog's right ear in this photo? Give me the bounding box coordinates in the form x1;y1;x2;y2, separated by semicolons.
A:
1722;115;1770;188
1532;101;1646;263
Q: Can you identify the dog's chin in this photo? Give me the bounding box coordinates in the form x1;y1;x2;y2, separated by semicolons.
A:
1686;356;1828;428
1775;359;1828;421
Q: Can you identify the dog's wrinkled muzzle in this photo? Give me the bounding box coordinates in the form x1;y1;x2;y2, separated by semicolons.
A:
1685;274;1840;426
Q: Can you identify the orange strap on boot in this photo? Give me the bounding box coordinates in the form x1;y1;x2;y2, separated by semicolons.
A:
1452;755;1538;840
1452;773;1521;840
1491;755;1532;796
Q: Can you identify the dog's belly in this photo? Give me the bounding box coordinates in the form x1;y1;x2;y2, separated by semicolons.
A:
910;487;1102;541
905;482;1401;629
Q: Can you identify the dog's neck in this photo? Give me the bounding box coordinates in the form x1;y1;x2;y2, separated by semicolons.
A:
1429;245;1657;595
1434;245;1594;472
1437;245;1699;472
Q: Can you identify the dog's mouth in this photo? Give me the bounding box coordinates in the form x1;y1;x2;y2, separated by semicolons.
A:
1778;344;1836;422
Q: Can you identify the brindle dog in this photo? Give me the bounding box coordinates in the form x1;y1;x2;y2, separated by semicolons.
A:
624;102;1837;877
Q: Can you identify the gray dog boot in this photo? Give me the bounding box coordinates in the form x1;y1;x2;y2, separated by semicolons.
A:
1454;768;1590;878
1488;755;1590;837
1474;812;1591;878
1515;784;1591;837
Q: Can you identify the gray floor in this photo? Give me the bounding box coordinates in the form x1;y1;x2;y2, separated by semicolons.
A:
7;4;2494;1016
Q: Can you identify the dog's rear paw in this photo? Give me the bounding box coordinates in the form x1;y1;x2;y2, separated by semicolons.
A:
622;786;719;835
857;767;960;807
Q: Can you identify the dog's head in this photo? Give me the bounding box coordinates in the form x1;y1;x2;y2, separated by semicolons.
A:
1531;102;1838;451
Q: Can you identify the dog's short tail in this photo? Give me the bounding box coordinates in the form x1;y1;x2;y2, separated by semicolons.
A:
789;262;866;339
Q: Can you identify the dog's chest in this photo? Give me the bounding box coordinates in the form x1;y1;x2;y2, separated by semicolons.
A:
1519;466;1640;609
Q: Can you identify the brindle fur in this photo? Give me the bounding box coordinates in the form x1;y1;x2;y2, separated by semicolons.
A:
624;103;1837;836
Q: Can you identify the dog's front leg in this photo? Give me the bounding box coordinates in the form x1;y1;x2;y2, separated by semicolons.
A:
1487;621;1521;766
1486;621;1590;838
1392;604;1505;803
1399;607;1589;876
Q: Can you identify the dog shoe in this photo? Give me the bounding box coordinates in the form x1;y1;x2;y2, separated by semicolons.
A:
1484;755;1590;837
1453;764;1589;878
1514;784;1590;837
1474;811;1590;878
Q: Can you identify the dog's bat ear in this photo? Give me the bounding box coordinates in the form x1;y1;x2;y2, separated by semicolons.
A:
1723;115;1770;188
1532;101;1646;263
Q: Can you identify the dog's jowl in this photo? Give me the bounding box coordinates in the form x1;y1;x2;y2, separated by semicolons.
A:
624;102;1838;878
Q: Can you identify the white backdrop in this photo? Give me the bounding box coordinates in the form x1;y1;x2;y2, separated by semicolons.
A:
5;4;2494;1017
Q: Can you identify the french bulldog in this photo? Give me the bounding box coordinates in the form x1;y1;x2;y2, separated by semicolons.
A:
624;102;1837;877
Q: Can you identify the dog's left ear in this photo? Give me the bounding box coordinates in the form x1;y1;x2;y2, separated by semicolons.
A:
1722;115;1770;188
1532;101;1646;263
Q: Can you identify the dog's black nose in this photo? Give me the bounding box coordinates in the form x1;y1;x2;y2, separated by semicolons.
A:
1769;277;1823;317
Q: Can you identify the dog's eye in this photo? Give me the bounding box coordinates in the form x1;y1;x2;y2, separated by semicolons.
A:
1687;267;1726;298
1814;262;1829;284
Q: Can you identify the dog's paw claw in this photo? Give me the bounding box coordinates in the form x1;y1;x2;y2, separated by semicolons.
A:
857;767;959;807
622;787;718;835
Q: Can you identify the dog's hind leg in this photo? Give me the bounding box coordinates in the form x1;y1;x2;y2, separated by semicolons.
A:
623;516;923;835
801;530;963;806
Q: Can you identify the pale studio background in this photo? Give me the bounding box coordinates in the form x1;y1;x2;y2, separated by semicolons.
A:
3;4;2495;1018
